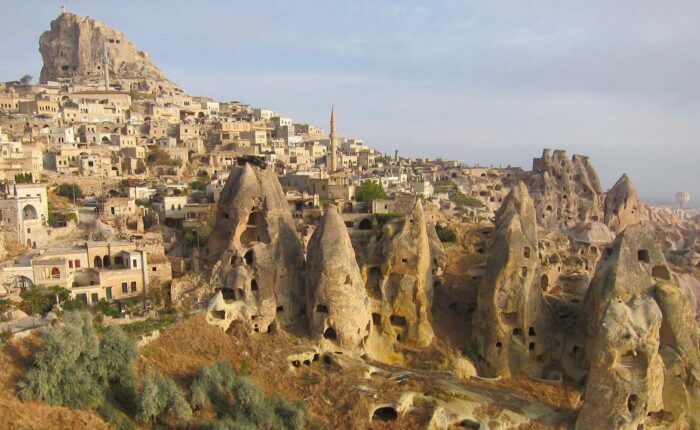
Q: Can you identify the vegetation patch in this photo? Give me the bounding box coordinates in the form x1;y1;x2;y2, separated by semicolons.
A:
435;224;457;243
355;181;388;204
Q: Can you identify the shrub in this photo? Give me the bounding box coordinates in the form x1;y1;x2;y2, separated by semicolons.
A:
665;250;689;267
137;375;192;425
435;225;457;243
62;298;88;312
190;361;239;410
190;362;307;429
269;394;307;430
97;298;122;318
183;226;210;248
18;311;103;409
190;181;207;191
56;183;84;200
18;312;138;413
19;286;53;316
96;326;138;385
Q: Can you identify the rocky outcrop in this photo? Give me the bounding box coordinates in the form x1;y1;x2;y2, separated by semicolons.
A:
579;222;700;429
577;297;664;430
603;174;645;233
529;149;604;230
472;182;551;378
204;161;304;333
39;12;176;90
306;206;372;353
365;200;437;350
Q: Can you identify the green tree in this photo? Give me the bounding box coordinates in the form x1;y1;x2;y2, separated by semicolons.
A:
18;312;104;408
56;183;84;200
20;74;33;85
19;286;53;316
18;312;138;414
355;181;388;204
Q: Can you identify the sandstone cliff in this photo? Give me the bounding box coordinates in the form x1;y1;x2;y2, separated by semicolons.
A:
603;174;646;233
306;206;372;354
472;182;551;378
578;222;700;429
39;12;176;91
205;161;304;333
365;200;437;351
529;149;603;230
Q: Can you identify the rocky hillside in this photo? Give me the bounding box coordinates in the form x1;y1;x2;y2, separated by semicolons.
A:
39;12;176;91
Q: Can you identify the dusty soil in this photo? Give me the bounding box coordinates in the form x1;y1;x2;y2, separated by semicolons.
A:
139;314;580;429
137;314;433;429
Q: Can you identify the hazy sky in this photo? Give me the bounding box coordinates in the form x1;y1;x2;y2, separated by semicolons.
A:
1;1;698;203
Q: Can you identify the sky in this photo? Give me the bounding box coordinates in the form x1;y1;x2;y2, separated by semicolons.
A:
1;0;698;204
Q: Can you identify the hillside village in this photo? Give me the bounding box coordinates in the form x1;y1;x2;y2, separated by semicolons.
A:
0;11;699;430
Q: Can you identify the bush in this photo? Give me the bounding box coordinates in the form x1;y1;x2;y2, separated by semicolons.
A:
18;311;104;409
137;375;192;425
435;225;457;243
19;286;53;316
183;227;209;248
190;362;307;430
190;361;239;410
190;181;207;191
56;183;84;200
355;181;387;204
17;312;138;412
96;326;138;385
97;299;122;318
665;250;689;267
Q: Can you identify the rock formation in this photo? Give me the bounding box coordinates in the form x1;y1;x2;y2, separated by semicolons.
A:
603;174;645;233
204;161;304;333
529;149;604;230
578;222;700;429
472;182;551;378
365;200;438;350
306;206;372;353
39;12;176;90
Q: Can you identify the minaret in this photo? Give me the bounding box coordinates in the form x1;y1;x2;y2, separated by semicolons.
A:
103;40;110;90
329;107;337;172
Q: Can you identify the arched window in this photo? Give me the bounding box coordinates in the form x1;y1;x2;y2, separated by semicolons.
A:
94;256;103;268
51;267;61;278
22;204;38;220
